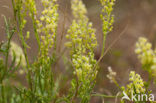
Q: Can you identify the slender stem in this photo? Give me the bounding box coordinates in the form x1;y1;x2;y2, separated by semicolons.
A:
11;0;16;21
101;31;107;57
15;4;33;102
71;78;79;103
92;93;121;98
112;79;122;91
1;16;14;81
19;27;33;91
1;84;5;103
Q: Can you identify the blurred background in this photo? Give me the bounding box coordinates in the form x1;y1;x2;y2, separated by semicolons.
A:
0;0;156;102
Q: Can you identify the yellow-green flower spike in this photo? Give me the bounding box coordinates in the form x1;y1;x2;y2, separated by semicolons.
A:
100;0;115;54
66;0;98;101
100;0;115;32
71;0;87;19
66;0;97;81
135;37;156;74
135;37;154;66
135;37;156;83
124;71;146;96
37;0;59;61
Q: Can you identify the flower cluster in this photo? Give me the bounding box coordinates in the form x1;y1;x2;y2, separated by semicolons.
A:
24;0;37;17
65;21;97;56
37;0;59;61
107;66;116;83
122;71;145;97
100;0;115;33
135;37;156;76
10;41;26;68
66;0;97;81
72;51;97;82
66;1;97;55
66;0;98;101
128;71;145;93
100;0;115;53
71;0;87;19
135;37;154;67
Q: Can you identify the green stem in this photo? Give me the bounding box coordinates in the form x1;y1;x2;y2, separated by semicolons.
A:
11;0;17;21
113;78;123;91
1;84;4;103
0;82;6;103
101;31;107;57
17;6;33;102
1;16;14;81
19;27;33;91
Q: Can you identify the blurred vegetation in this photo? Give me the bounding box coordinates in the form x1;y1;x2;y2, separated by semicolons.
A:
0;0;156;103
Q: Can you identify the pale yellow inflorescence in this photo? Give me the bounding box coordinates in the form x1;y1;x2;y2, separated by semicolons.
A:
107;66;116;83
100;0;115;31
72;51;97;81
66;0;97;81
100;0;115;38
37;0;59;61
127;71;145;93
122;71;146;97
10;41;26;68
71;0;87;19
135;37;154;66
135;37;156;77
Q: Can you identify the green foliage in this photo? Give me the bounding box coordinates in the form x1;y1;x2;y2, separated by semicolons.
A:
3;0;156;103
0;0;117;103
0;16;19;103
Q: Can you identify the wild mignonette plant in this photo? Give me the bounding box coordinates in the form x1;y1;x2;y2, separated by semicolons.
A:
107;37;156;103
2;0;156;102
7;0;156;103
65;0;98;102
1;0;59;102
